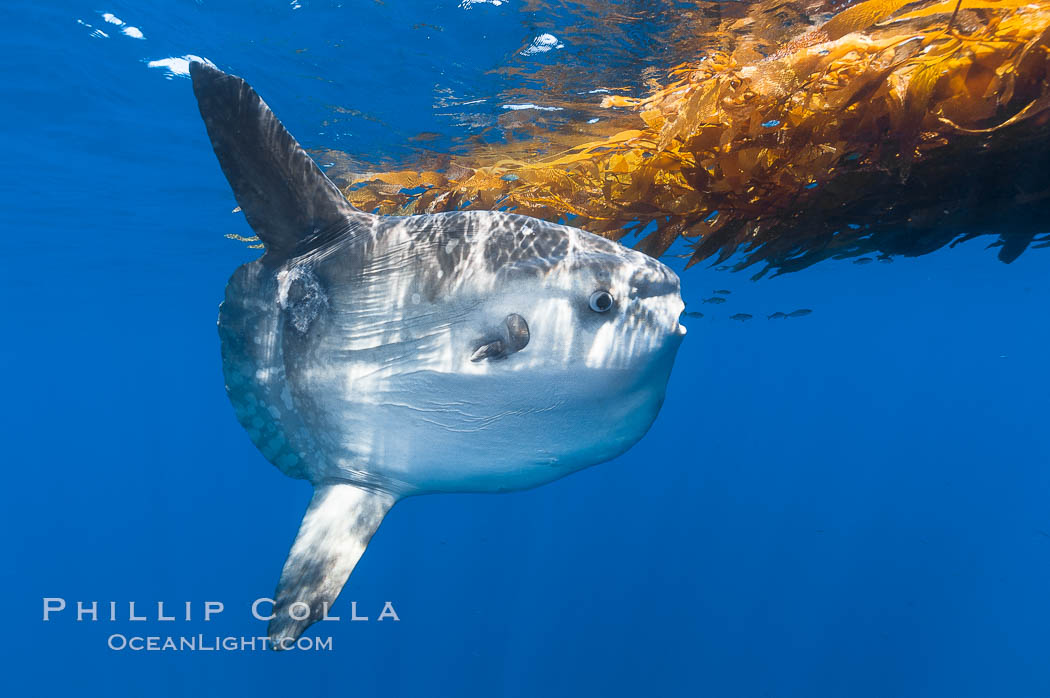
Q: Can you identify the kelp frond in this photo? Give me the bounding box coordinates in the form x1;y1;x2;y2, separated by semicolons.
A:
341;0;1050;274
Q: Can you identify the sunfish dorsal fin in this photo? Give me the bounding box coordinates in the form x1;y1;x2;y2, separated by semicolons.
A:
189;61;361;259
269;483;396;648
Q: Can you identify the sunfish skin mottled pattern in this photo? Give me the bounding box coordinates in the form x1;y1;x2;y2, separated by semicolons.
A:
190;61;686;647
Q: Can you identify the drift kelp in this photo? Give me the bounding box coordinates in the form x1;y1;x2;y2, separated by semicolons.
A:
342;0;1050;274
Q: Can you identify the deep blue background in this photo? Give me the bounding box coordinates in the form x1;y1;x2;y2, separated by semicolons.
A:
3;2;1049;696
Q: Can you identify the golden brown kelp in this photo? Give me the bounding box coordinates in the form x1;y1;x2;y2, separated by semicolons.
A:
343;0;1050;274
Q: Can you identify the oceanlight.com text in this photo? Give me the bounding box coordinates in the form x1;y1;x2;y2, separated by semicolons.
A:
106;634;333;652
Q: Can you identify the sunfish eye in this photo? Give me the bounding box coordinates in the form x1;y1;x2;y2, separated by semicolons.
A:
588;290;614;313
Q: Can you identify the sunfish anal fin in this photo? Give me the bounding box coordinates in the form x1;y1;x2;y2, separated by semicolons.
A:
189;61;362;260
269;483;395;649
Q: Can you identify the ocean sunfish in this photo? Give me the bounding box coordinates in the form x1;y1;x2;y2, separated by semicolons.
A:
189;62;686;647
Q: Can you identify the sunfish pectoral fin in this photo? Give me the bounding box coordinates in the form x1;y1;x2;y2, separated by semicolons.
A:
269;482;396;649
188;61;363;260
470;313;530;362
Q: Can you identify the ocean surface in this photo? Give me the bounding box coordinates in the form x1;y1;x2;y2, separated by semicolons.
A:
4;2;1050;696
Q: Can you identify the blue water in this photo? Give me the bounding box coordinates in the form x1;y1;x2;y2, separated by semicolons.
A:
4;2;1050;696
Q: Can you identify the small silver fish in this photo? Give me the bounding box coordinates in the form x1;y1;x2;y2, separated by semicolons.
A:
730;313;752;321
788;309;812;317
713;289;731;295
703;296;727;304
768;312;787;320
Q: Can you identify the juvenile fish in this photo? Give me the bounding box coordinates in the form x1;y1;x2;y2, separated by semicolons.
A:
730;313;752;321
788;309;812;317
703;296;727;304
767;312;787;320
